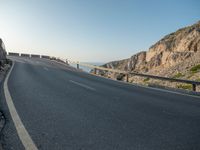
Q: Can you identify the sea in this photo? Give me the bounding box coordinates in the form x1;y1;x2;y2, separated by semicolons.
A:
69;62;104;73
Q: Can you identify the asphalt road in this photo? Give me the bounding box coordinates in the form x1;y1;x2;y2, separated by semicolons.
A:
1;56;200;150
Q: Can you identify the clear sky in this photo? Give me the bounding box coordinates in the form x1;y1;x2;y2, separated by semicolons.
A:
0;0;199;62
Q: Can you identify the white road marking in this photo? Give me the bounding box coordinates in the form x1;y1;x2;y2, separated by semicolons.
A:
91;73;200;99
4;62;38;150
141;85;200;99
43;67;49;71
69;80;96;91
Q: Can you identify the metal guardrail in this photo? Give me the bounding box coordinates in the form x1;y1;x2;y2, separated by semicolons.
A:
73;62;200;92
129;72;200;92
7;52;200;92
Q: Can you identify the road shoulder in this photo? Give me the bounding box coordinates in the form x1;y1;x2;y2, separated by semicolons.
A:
0;62;11;150
0;61;24;150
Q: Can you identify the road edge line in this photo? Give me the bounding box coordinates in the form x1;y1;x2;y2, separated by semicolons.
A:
87;72;200;99
3;62;38;150
69;80;96;91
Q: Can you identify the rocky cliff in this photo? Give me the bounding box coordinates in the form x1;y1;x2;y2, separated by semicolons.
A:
97;21;200;91
0;39;7;62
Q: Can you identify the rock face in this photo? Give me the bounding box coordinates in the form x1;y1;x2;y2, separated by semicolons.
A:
101;21;200;74
0;39;7;61
96;21;200;91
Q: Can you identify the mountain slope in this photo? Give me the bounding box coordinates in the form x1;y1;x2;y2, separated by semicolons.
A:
97;21;200;91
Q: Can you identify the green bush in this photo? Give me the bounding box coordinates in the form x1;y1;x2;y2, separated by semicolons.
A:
177;84;192;90
143;78;150;82
190;64;200;73
173;72;184;78
195;78;200;82
116;73;125;80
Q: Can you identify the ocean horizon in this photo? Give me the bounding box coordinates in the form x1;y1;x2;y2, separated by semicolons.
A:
69;62;105;72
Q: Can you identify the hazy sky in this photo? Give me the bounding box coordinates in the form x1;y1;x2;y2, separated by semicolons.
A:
0;0;199;62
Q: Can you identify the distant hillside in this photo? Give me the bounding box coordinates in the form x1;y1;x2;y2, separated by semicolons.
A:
96;21;200;91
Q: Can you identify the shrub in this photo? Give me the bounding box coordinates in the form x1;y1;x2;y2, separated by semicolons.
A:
190;64;200;73
173;72;184;78
143;78;150;82
177;84;192;90
195;78;200;82
116;73;125;80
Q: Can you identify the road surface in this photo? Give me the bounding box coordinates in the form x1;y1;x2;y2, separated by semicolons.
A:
1;56;200;150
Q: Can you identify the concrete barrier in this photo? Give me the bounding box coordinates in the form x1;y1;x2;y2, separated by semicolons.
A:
21;53;30;57
8;52;20;56
50;57;57;60
31;54;40;58
41;55;50;59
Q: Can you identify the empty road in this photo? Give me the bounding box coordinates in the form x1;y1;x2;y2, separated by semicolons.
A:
1;56;200;150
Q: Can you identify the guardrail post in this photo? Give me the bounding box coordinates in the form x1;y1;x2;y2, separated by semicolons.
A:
94;68;97;74
77;63;79;69
192;84;196;92
126;73;129;82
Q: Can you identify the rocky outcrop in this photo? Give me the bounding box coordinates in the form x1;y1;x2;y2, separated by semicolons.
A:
0;39;7;62
98;21;200;74
95;21;200;91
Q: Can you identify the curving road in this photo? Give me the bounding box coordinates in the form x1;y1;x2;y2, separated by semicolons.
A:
1;56;200;150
